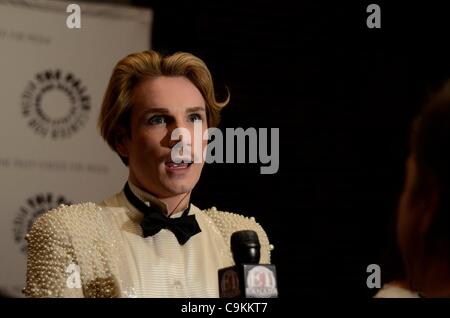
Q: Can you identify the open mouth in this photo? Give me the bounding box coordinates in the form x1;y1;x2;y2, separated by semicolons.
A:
165;159;193;170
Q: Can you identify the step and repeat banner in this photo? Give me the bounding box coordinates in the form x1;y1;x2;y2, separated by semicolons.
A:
0;0;152;297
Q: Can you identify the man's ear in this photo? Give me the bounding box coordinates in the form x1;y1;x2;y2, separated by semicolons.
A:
115;126;130;158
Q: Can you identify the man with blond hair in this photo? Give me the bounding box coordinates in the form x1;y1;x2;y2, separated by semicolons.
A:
24;50;272;298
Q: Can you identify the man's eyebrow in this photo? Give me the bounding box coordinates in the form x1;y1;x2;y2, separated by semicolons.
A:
140;106;206;116
186;106;206;113
140;108;170;115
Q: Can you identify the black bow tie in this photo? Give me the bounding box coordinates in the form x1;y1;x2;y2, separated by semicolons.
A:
124;183;201;245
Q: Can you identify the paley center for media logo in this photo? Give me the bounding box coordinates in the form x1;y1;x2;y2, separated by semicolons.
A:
21;69;91;139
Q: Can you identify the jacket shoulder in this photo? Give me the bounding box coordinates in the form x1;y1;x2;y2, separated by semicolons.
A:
202;206;273;264
24;203;99;297
29;202;106;233
24;202;120;298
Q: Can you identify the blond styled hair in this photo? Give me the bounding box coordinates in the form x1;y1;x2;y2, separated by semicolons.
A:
98;50;229;164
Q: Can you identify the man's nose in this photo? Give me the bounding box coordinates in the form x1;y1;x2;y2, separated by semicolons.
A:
167;120;191;148
168;133;183;148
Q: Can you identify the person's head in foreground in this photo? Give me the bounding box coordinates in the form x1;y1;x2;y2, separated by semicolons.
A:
396;82;450;297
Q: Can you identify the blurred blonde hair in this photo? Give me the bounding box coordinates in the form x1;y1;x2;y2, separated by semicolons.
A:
98;50;229;164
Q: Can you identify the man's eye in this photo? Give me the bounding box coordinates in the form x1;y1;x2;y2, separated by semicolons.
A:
189;113;202;122
148;116;166;125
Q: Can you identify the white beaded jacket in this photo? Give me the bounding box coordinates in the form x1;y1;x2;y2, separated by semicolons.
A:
23;185;272;298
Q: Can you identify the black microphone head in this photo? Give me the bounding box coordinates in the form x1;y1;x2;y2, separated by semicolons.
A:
230;230;261;264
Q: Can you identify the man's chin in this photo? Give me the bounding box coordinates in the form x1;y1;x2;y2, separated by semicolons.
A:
160;171;199;193
162;182;194;196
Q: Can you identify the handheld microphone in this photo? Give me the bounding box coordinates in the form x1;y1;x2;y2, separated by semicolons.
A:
218;230;278;298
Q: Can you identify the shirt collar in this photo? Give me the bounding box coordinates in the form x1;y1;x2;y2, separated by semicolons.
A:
126;180;189;218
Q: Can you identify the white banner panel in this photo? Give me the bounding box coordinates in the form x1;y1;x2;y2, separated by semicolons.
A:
0;0;152;297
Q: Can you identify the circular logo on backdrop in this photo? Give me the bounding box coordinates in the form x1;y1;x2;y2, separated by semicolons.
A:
21;69;91;139
13;193;72;253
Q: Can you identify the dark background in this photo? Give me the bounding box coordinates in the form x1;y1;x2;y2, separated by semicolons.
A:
130;0;450;298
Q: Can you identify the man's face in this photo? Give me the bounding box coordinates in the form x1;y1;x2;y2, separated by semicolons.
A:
119;76;208;198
